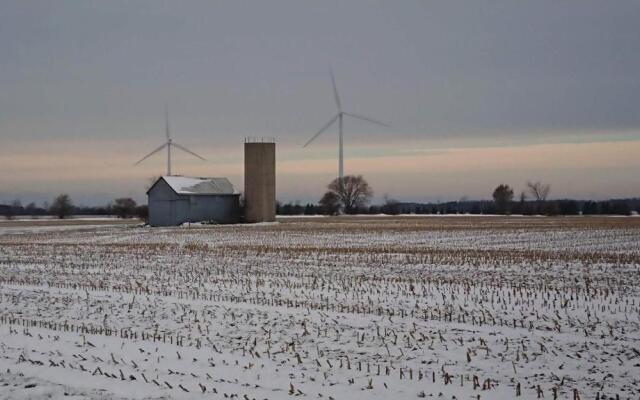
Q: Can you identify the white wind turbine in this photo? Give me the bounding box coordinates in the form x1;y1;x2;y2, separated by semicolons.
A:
303;68;389;181
134;108;206;176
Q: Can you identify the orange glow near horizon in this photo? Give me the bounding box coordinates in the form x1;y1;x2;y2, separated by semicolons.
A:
1;138;639;202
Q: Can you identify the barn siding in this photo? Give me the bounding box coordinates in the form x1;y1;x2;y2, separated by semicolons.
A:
188;195;239;224
148;179;179;226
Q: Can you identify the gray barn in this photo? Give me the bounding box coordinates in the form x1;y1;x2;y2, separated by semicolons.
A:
147;176;240;226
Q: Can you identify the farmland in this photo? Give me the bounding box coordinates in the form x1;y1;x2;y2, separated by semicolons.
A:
0;216;639;399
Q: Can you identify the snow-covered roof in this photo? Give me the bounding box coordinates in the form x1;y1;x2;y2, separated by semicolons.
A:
156;176;236;195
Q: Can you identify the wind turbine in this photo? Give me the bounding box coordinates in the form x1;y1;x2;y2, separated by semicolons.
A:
303;68;389;182
134;108;206;176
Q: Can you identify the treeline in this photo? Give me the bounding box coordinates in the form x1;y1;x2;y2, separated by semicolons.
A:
278;177;638;217
276;198;639;216
0;195;148;220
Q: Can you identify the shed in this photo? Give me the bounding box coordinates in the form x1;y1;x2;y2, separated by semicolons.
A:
147;176;240;226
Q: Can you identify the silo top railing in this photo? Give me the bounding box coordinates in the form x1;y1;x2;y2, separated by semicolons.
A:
244;137;276;143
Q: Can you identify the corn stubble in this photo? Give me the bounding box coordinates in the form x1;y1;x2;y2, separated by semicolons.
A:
0;216;639;399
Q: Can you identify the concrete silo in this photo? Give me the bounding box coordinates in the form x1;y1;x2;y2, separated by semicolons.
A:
244;138;276;222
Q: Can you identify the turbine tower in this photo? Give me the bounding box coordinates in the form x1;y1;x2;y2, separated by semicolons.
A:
134;108;206;176
303;68;389;181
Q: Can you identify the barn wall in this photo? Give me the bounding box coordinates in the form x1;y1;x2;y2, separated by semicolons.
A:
188;195;239;224
148;179;181;226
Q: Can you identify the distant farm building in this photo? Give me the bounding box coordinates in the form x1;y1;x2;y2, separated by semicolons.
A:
147;176;240;226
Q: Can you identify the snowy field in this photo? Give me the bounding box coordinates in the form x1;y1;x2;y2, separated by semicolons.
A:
0;216;639;399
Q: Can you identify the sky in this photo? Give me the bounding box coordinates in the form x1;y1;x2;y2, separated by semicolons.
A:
1;1;639;206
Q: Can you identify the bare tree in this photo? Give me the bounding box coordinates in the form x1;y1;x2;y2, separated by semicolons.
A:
517;191;528;215
50;194;74;219
136;204;149;223
381;195;400;215
526;181;551;201
25;202;38;215
1;204;12;220
321;175;373;214
2;200;22;220
11;199;22;210
492;184;514;214
112;198;137;219
319;191;341;215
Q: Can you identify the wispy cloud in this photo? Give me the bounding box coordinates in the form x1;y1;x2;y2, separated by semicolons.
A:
2;137;639;204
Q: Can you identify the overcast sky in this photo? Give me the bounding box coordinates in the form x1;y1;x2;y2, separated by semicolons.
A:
1;1;639;205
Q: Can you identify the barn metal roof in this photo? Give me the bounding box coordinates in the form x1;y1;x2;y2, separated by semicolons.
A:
159;176;236;195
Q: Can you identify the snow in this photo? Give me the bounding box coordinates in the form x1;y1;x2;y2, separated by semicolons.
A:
1;216;120;221
0;216;639;399
159;176;236;195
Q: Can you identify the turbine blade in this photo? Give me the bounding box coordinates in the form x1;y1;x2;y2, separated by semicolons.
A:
172;142;207;161
343;112;390;128
330;67;342;111
303;114;339;147
134;143;168;165
165;106;170;140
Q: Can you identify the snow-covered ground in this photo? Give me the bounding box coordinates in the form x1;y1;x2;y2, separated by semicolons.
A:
0;215;120;221
0;216;639;399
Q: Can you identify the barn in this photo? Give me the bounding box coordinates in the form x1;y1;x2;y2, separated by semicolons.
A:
147;176;240;226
